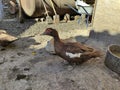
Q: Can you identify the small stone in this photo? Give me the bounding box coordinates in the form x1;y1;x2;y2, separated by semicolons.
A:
115;79;119;82
0;48;6;51
67;65;74;71
26;87;32;90
0;57;7;64
12;66;19;72
32;51;36;55
10;59;15;62
10;56;15;58
16;74;27;80
24;67;30;71
35;18;40;22
40;18;45;22
17;52;25;56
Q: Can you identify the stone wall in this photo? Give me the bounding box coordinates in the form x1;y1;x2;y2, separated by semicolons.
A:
92;0;120;35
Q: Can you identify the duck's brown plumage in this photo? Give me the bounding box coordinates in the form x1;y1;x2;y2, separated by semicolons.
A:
42;28;101;64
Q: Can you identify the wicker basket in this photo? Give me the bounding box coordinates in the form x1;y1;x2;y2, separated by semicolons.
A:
105;44;120;74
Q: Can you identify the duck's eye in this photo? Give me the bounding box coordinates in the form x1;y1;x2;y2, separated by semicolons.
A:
46;28;52;32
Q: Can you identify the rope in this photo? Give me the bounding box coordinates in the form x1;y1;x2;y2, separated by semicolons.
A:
49;0;57;15
42;0;49;16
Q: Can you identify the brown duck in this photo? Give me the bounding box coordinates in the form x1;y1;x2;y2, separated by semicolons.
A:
42;28;101;64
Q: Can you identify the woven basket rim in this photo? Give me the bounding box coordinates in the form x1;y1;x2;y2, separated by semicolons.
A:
108;44;120;59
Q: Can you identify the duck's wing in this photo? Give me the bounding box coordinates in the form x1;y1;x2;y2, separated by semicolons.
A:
62;42;101;59
63;42;94;54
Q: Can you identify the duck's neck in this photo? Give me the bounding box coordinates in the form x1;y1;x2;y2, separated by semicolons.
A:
53;33;63;53
53;33;61;42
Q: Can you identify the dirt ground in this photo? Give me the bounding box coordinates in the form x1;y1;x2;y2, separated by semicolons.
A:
0;0;120;90
0;19;120;90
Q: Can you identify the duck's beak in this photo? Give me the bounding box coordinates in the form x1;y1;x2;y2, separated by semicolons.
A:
40;31;48;35
40;32;46;35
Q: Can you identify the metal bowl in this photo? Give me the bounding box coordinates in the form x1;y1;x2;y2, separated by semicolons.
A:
105;44;120;74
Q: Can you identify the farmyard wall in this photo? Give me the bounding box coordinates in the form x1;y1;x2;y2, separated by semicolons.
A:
93;0;120;35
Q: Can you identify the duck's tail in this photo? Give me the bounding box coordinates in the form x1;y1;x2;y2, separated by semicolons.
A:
90;49;102;58
82;49;102;60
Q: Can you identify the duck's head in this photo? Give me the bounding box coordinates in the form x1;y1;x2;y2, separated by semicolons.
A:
42;28;58;37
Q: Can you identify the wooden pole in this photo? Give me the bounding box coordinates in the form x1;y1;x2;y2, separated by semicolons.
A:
42;0;49;16
49;0;59;23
